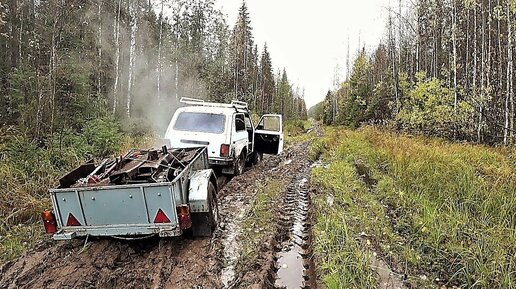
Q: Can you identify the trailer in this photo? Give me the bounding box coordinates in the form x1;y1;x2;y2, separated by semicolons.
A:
41;147;219;240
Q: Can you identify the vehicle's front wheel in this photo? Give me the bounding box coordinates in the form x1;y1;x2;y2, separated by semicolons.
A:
234;153;245;176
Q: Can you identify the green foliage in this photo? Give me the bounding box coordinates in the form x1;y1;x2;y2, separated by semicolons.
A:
284;119;313;147
322;91;334;125
312;126;516;287
4;66;38;124
308;101;325;121
0;117;140;264
284;119;309;137
83;117;123;157
396;73;475;139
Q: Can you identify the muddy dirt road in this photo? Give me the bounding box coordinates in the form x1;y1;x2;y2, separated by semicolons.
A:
0;140;316;289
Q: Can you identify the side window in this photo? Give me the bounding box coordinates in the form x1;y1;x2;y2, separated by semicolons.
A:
235;114;246;132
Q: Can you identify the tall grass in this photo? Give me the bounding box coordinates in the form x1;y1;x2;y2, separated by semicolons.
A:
0;118;152;263
311;126;516;288
284;119;313;148
312;161;381;288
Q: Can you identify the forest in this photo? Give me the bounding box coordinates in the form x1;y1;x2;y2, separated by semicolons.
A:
313;0;516;145
0;0;306;262
0;0;307;139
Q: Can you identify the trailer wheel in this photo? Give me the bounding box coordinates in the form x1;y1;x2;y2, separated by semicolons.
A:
191;182;218;237
208;182;219;230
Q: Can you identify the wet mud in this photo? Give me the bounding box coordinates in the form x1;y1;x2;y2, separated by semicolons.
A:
0;141;308;289
274;176;314;289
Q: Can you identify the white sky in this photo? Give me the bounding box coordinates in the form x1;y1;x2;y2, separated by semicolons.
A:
215;0;391;109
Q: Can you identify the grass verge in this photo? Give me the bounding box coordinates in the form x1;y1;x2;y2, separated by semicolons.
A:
0;119;153;264
284;119;314;148
311;126;516;288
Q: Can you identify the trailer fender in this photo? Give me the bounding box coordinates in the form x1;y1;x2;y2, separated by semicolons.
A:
188;169;217;213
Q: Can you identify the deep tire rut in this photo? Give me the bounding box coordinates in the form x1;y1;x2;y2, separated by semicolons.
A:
274;170;314;289
0;139;317;289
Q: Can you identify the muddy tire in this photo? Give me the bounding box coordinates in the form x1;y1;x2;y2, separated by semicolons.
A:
233;152;245;176
252;151;263;165
191;182;218;237
207;182;219;230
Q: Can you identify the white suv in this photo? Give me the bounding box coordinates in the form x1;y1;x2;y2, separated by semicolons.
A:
164;98;284;176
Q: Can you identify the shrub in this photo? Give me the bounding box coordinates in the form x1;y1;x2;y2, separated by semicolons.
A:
395;72;475;139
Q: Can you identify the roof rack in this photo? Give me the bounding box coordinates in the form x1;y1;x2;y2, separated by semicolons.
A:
180;97;249;111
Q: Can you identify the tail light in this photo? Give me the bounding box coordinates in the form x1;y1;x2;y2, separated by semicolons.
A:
41;210;57;234
154;209;171;223
66;213;82;226
176;205;192;230
220;144;230;157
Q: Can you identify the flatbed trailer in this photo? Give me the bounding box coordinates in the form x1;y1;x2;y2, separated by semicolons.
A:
41;147;219;240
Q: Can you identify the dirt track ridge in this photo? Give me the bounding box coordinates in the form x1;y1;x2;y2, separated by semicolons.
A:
0;139;315;289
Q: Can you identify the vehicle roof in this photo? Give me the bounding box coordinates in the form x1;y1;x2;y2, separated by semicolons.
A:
177;105;247;115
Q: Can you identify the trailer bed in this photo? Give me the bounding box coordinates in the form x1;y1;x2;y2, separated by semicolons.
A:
46;147;214;240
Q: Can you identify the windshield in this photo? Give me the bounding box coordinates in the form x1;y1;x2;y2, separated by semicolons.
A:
173;112;226;134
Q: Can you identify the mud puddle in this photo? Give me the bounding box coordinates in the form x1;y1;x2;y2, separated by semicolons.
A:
0;139;316;289
275;175;314;288
219;195;248;288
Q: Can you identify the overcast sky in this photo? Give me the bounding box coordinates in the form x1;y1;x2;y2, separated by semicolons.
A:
215;0;391;109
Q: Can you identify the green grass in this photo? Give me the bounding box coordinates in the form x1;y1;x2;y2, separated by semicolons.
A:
0;223;44;262
311;126;516;288
0;121;153;264
284;119;313;148
312;161;380;288
237;179;286;273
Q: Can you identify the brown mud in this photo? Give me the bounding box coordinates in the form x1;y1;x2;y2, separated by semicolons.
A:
0;140;314;289
228;142;316;288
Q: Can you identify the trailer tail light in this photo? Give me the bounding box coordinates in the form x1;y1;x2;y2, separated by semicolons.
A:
66;213;82;226
41;210;57;234
154;209;171;223
220;144;230;157
176;205;192;230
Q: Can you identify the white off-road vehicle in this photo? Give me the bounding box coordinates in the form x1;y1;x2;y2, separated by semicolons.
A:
164;98;284;176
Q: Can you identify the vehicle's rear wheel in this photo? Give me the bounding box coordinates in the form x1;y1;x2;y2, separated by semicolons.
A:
191;182;218;237
234;152;245;176
252;151;263;165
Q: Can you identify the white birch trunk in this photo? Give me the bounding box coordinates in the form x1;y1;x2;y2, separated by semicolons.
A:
127;0;136;118
97;1;102;96
157;0;164;100
50;18;57;134
175;53;179;99
452;0;458;111
18;8;22;65
505;4;514;144
112;0;121;114
478;3;486;143
473;3;478;92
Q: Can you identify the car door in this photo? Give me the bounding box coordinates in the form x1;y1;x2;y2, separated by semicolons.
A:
254;114;284;155
233;113;249;157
